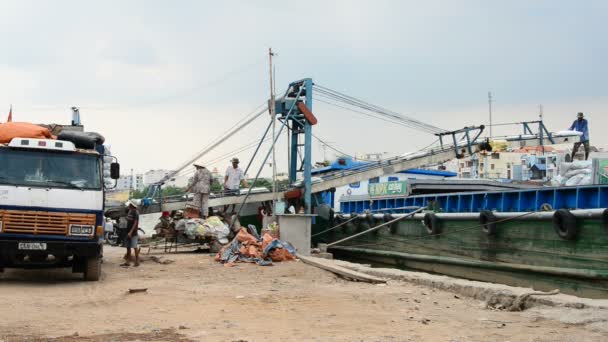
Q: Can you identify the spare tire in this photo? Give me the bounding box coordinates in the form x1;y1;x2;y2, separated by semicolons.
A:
553;209;578;240
423;213;441;235
58;131;105;149
479;210;498;236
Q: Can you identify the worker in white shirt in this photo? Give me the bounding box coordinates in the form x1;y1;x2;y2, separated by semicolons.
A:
223;157;248;213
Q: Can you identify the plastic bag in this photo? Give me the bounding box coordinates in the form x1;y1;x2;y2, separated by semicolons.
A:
550;175;563;187
571;160;592;170
564;168;591;178
0;122;53;143
565;174;585;186
202;216;230;240
579;175;593;186
560;162;573;177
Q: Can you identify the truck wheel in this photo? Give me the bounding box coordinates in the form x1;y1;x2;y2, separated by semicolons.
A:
105;231;118;246
84;256;101;281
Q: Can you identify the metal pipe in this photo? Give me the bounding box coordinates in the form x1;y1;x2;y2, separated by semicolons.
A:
341;209;605;221
327;207;426;248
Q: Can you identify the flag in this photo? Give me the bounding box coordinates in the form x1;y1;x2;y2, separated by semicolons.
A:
6;105;12;122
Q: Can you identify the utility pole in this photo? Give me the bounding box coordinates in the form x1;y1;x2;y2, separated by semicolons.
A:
268;48;277;216
539;104;545;155
488;92;493;139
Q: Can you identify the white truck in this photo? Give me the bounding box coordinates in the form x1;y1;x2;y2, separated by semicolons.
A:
0;136;119;280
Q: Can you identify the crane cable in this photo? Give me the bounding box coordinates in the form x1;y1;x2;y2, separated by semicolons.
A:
158;104;268;185
313;84;446;134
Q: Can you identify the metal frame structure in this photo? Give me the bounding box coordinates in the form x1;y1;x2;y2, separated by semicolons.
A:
522;120;555;145
275;78;314;214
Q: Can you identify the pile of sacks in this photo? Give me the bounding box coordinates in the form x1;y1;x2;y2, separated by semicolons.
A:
175;216;231;243
215;225;296;267
552;160;593;187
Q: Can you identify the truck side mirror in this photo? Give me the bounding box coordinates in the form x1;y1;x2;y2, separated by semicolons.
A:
110;163;120;179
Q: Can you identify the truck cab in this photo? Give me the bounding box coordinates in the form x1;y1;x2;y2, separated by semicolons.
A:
0;137;119;280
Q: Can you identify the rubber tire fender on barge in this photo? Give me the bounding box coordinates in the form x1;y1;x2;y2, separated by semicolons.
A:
479;210;498;236
384;213;397;234
423;213;441;235
602;209;608;233
553;209;578;240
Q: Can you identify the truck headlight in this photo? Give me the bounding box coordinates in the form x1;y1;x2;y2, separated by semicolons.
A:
69;224;94;236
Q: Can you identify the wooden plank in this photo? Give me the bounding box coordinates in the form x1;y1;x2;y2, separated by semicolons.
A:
299;255;386;284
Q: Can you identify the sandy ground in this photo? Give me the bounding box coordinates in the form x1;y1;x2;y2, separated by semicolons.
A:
0;246;606;342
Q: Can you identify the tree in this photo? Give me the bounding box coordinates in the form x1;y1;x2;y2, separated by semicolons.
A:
130;185;187;199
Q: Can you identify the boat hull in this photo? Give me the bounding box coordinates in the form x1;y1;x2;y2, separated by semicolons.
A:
313;214;608;298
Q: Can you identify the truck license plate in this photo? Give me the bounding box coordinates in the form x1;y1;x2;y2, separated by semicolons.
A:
18;242;47;251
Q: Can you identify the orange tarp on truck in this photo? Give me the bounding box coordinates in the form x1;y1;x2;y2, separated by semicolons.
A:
0;122;53;144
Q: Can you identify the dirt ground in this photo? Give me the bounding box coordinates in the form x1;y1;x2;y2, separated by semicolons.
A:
0;246;606;342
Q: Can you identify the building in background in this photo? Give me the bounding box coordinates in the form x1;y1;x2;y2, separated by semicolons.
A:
115;173;145;191
143;169;175;186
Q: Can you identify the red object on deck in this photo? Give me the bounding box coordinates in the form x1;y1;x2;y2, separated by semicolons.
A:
284;188;302;200
296;102;317;125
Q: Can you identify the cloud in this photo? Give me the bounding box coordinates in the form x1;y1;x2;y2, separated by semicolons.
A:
0;0;605;174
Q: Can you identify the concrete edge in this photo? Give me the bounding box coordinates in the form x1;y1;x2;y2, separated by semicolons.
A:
313;257;608;311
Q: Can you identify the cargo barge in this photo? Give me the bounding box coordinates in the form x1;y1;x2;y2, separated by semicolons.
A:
313;184;608;299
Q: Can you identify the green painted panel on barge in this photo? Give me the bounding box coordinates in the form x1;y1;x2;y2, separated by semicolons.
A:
368;181;407;197
598;159;608;184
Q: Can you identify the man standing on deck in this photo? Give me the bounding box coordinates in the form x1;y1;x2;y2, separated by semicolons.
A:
121;201;140;267
223;157;248;213
187;162;212;219
569;112;590;161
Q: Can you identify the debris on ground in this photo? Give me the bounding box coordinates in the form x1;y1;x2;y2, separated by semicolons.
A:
215;225;296;266
486;289;560;311
128;288;148;294
150;256;175;265
299;256;386;284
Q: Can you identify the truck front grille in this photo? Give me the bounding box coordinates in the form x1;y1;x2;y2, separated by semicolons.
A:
0;210;96;236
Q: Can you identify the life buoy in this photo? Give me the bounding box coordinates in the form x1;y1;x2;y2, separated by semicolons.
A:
423;213;441;235
479;210;498;236
553;209;578;240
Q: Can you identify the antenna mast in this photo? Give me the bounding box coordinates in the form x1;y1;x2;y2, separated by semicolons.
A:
488;91;493;139
268;48;277;214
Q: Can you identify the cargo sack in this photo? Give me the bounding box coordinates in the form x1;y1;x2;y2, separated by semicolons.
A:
57;131;105;149
0;122;53;143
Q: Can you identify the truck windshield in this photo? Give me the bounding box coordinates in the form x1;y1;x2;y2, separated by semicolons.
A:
0;148;101;190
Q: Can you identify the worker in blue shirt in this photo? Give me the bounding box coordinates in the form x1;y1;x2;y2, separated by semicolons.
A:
569;112;590;161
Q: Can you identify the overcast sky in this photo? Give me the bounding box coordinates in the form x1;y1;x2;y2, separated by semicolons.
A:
1;0;606;182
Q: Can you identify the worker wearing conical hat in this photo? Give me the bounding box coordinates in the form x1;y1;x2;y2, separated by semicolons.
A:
187;162;212;218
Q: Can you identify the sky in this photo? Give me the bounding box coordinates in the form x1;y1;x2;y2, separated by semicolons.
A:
0;0;606;183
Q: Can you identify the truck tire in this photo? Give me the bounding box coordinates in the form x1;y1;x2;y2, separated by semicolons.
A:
84;256;101;281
